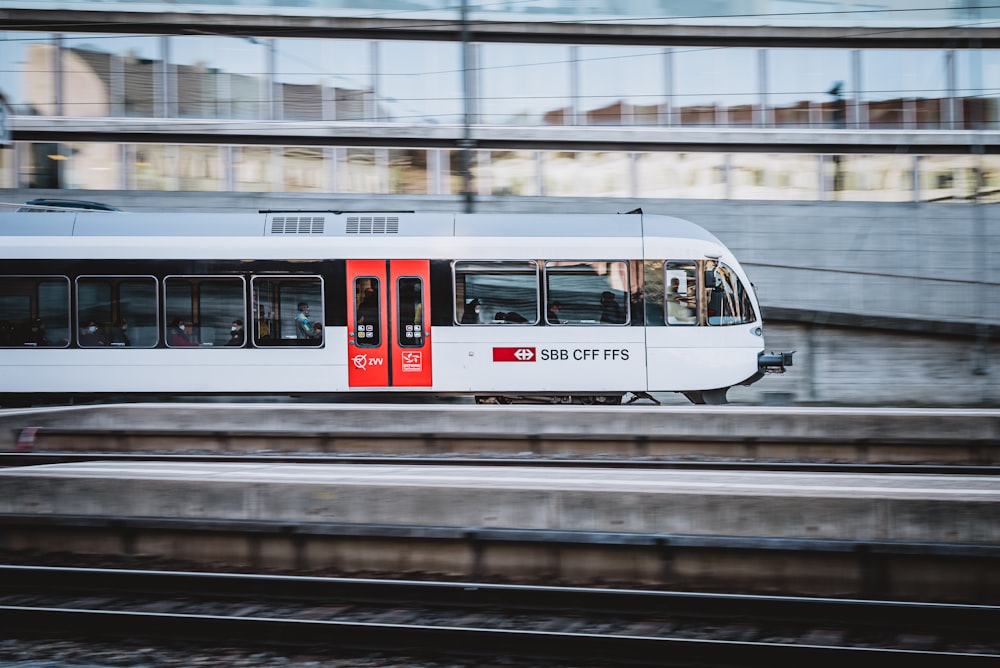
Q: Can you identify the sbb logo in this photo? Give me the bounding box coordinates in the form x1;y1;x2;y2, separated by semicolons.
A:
493;347;536;362
539;349;568;360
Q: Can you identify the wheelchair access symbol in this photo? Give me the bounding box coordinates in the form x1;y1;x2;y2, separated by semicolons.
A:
493;347;536;362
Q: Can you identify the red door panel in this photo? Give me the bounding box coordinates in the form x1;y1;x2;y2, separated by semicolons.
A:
347;259;389;387
390;260;432;387
346;259;431;388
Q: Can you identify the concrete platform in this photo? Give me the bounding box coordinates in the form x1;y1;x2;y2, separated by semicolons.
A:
1;462;997;545
2;403;999;448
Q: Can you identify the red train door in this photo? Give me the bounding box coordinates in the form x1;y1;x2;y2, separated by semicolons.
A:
346;259;432;388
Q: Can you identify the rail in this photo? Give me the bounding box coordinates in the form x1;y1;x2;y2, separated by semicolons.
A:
1;566;996;667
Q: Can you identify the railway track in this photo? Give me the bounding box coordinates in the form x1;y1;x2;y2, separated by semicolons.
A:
3;409;997;606
1;566;997;667
2;451;998;474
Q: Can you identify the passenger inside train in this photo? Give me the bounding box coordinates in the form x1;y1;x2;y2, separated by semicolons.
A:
462;298;480;324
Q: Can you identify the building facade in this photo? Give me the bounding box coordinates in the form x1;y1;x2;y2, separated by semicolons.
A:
1;1;998;203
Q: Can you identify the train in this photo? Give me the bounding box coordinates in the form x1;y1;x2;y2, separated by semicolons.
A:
0;208;792;406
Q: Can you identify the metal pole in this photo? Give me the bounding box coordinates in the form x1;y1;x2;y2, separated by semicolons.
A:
970;31;990;384
460;0;475;213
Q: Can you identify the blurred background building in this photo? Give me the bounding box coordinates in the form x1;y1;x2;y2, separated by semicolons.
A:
0;1;997;406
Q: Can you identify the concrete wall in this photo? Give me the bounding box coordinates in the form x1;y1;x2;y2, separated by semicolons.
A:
2;189;997;406
730;322;997;407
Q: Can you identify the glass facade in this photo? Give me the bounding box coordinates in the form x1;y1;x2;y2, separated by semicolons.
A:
672;47;759;127
234;146;274;193
0;28;997;204
0;32;56;116
862;50;949;129
956;49;1000;129
274;38;371;122
64;142;120;190
2;142;999;204
479;43;571;125
634;153;727;200
169;35;267;120
729;154;821;201
4;33;997;129
52;34;163;118
579;46;665;125
377;41;462;124
5;33;995;130
474;151;538;197
824;155;915;202
767;49;851;128
282;147;328;193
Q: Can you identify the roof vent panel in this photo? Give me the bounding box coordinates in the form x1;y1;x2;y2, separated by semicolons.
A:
270;216;326;234
345;216;399;234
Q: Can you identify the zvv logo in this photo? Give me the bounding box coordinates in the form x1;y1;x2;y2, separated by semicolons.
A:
352;353;385;370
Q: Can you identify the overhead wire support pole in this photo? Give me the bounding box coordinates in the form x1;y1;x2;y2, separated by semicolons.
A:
460;0;476;213
969;11;990;384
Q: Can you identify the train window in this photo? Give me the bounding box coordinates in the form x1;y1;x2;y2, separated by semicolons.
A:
165;276;247;347
706;261;757;326
354;277;381;347
0;276;71;348
76;276;158;347
544;261;629;325
665;262;698;326
251;276;323;347
627;260;645;326
641;260;665;326
453;261;538;325
396;277;424;347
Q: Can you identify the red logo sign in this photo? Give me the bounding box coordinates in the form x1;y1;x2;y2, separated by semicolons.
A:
401;350;423;372
493;347;536;362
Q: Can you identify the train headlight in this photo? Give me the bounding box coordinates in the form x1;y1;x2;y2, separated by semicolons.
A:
751;326;762;337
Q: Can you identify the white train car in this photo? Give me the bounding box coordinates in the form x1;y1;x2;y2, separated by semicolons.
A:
0;209;791;405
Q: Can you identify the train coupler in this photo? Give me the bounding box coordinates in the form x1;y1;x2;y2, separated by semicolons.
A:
758;350;794;374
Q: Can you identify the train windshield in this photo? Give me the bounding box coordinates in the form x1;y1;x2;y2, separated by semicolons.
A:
662;260;756;326
705;261;756;326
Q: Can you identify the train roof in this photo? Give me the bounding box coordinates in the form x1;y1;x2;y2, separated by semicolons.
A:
0;210;721;244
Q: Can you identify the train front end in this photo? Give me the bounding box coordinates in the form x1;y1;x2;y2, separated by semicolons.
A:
641;214;793;404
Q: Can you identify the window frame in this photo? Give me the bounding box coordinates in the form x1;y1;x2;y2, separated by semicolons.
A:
353;275;382;347
452;260;540;326
543;260;631;326
75;274;159;348
705;260;757;327
249;274;324;347
0;275;71;348
664;261;699;326
395;275;425;348
163;274;248;348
